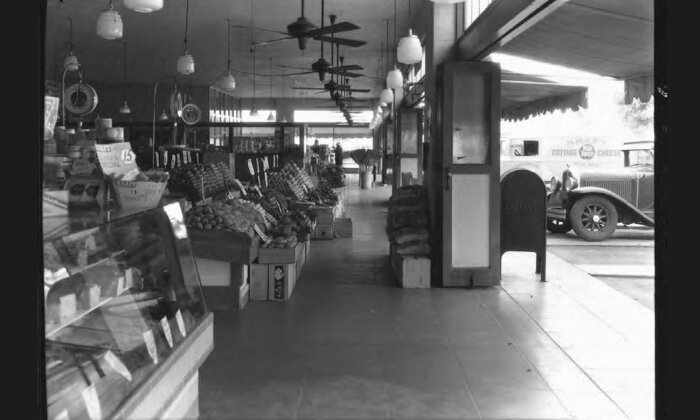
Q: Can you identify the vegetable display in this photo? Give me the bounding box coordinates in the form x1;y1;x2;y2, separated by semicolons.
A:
169;163;236;202
318;163;346;188
386;185;431;256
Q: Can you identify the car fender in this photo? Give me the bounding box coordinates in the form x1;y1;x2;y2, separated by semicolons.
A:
567;187;655;226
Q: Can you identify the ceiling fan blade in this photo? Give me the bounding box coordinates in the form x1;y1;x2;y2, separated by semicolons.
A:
314;36;366;48
229;24;289;36
342;97;368;102
330;64;363;71
253;36;296;47
278;65;309;71
292;87;327;90
346;88;371;93
306;22;360;37
284;71;317;76
328;69;363;78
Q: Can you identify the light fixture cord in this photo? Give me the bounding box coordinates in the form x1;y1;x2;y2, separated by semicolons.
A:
183;0;190;53
226;19;231;72
385;19;389;74
394;0;397;67
67;17;74;54
110;0;116;23
123;41;127;99
409;0;412;29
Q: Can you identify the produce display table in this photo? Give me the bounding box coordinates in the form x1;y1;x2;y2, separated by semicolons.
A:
189;229;258;311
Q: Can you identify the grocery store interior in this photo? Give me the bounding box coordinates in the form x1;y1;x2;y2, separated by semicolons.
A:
40;1;661;419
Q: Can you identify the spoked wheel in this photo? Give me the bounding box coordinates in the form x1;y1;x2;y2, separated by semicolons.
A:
547;218;572;234
570;195;618;241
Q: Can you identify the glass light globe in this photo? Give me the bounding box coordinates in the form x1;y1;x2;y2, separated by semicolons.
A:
64;54;79;71
397;29;422;64
119;100;131;114
267;112;275;121
380;88;394;104
124;0;163;13
216;73;236;91
386;68;403;89
177;53;195;75
96;8;123;40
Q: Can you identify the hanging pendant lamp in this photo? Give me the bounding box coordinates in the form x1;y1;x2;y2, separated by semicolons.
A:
280;71;288;123
386;0;403;89
96;1;123;40
266;58;275;121
397;0;421;64
216;19;236;92
177;0;195;75
124;0;163;13
159;109;169;120
119;41;131;114
64;18;79;71
380;88;394;105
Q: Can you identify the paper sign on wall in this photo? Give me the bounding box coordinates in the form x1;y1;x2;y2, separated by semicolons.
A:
81;384;102;420
124;268;133;290
96;143;139;181
161;317;174;348
116;276;126;295
143;330;158;364
104;350;132;382
175;309;187;338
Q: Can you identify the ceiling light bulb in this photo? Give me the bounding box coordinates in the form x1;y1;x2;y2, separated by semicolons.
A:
216;73;236;91
177;53;195;75
96;6;123;40
159;109;168;120
387;67;403;89
267;112;275;121
124;0;163;13
397;29;422;64
380;88;394;104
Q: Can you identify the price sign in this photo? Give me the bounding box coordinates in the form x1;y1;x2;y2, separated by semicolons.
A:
155;149;160;168
161;317;174;348
164;151;169;168
176;154;182;167
81;384;102;420
143;330;158;364
264;171;269;187
195;152;200;164
175;309;187;338
124;268;133;290
263;157;270;171
234;179;247;195
253;224;272;245
59;294;76;322
116;276;126;295
104;350;132;382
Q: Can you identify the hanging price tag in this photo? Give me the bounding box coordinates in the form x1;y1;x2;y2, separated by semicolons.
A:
164;150;169;168
155;149;160;168
185;150;191;164
234;179;247;195
263;157;270;171
253;185;263;197
247;160;255;176
264;171;269;187
104;350;132;382
253;224;272;245
81;384;102;420
54;409;70;420
59;294;77;322
175;309;187;338
161;317;174;348
195;152;200;164
143;330;158;364
116;276;126;295
177;154;182;167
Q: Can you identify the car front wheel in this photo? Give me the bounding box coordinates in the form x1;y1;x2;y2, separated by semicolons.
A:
547;218;572;234
570;195;618;241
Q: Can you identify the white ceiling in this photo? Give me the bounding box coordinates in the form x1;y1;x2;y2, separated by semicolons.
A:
45;0;415;101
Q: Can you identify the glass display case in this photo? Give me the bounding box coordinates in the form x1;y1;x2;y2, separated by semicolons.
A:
43;202;212;420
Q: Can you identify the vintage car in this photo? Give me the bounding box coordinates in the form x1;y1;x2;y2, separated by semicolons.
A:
546;141;654;241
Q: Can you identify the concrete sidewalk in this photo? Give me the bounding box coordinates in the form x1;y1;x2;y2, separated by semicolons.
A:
501;251;655;420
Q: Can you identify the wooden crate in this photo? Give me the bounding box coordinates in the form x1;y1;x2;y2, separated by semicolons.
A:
295;241;305;279
334;218;353;238
257;241;302;264
196;259;250;309
391;253;431;289
189;229;258;265
250;263;270;301
310;206;334;225
312;223;334;240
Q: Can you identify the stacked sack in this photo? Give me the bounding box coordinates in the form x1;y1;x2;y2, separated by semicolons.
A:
386;185;430;256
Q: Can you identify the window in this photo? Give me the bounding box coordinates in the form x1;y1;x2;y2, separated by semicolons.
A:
464;0;494;31
294;110;373;124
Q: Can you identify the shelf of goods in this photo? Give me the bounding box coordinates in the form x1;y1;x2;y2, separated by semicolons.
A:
386;185;431;288
43;202;213;420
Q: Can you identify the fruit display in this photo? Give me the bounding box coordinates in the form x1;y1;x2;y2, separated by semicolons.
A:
307;184;339;206
263;209;315;246
185;200;265;239
169;163;235;202
386;185;431;256
263;224;298;249
318;163;346;188
237;199;277;231
270;164;307;200
240;191;288;220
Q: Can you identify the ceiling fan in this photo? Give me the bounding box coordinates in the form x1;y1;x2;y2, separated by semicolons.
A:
232;0;366;51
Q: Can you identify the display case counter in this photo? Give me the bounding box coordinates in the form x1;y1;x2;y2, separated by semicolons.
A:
43;201;213;420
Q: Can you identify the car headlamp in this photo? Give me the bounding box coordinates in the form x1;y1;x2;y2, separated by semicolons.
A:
564;174;578;191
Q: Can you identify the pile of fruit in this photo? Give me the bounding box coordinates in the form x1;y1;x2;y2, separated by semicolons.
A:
240;191;288;220
318;163;346;188
271;163;309;200
262;209;315;247
169;163;234;202
386;185;430;256
185;200;265;239
307;184;339;206
237;199;277;230
263;224;298;249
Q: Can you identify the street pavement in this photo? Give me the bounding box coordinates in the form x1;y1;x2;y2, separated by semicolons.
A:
547;226;655;310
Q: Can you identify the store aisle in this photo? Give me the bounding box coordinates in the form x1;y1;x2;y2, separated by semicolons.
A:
198;177;625;420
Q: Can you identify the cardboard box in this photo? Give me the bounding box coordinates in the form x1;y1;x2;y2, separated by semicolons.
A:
312;223;334;240
392;254;431;289
310;206;334;225
257;241;303;264
64;177;107;207
268;263;296;301
43;190;69;217
111;179;167;211
334;218;353;238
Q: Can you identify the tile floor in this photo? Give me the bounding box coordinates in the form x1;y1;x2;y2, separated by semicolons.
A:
198;177;653;420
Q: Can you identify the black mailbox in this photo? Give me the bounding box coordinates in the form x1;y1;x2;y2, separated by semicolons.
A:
500;169;547;281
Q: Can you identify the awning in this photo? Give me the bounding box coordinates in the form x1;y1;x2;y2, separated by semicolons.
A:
500;70;588;121
498;0;654;104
